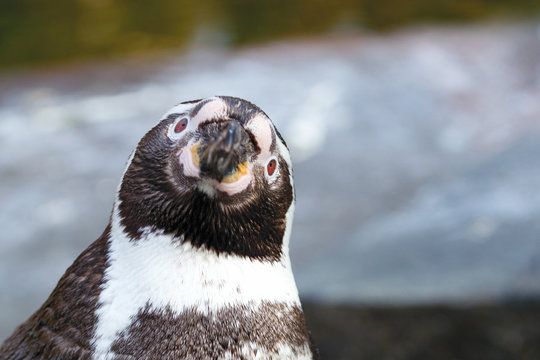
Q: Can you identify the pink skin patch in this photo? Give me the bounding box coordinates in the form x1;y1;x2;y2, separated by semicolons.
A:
246;115;273;161
179;140;200;179
215;168;252;195
192;98;227;125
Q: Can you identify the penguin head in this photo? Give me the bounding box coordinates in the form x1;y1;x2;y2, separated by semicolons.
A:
116;96;294;261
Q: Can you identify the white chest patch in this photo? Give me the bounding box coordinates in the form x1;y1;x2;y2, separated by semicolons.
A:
91;203;300;358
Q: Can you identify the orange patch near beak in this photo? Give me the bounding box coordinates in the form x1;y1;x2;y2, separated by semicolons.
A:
222;162;248;183
190;143;201;168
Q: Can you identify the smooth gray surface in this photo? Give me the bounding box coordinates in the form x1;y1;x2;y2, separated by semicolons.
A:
1;22;540;341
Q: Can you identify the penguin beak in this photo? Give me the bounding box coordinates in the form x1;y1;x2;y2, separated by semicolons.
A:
197;120;250;183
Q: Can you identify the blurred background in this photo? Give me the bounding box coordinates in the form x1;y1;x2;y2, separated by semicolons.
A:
1;1;540;358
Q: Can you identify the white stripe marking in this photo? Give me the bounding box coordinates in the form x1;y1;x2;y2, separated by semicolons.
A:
92;201;299;357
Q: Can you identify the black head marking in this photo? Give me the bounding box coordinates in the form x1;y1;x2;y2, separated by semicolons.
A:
217;96;268;124
164;113;182;122
179;99;203;105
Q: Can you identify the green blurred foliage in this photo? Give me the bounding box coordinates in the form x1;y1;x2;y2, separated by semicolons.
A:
0;0;539;70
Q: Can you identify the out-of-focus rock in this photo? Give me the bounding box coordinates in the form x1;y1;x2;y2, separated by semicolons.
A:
303;300;540;360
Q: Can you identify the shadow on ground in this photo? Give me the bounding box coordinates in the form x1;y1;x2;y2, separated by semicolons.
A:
303;300;540;360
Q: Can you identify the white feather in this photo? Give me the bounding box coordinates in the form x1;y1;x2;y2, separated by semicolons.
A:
92;200;299;357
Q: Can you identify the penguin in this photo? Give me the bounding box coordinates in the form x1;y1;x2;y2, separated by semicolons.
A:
0;96;317;360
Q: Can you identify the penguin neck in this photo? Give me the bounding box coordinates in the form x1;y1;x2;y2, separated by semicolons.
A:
103;200;301;312
93;201;301;355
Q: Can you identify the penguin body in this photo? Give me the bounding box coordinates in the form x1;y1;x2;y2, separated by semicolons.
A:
0;97;316;359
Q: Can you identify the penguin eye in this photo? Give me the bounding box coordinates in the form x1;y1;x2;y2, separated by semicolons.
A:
267;158;277;176
174;117;189;133
168;116;190;140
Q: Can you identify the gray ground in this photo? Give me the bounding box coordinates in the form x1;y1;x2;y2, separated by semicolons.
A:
303;301;540;359
1;22;540;342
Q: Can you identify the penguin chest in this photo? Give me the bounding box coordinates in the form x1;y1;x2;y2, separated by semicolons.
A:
106;301;313;359
91;232;313;359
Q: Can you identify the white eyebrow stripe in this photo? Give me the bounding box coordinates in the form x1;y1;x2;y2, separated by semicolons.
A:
162;102;201;119
276;138;292;171
192;98;227;126
246;115;273;160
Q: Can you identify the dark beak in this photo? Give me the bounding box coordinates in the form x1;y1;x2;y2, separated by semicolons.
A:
198;121;249;182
